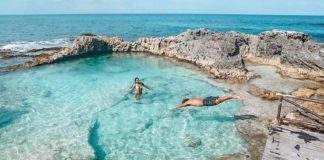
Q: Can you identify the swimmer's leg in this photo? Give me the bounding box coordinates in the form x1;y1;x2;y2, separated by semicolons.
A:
215;94;243;105
135;94;142;100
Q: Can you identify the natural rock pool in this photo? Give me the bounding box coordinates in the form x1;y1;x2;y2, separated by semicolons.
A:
0;53;246;159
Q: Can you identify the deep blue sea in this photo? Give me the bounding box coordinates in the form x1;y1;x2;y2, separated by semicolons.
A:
0;14;324;51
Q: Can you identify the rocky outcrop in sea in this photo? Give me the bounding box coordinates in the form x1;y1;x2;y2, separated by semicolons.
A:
1;29;323;82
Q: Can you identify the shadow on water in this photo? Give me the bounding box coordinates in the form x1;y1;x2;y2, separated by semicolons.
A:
88;120;107;160
194;114;257;122
0;108;28;129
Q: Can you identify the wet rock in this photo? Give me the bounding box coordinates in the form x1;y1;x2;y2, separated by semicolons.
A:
1;51;12;59
80;33;97;36
217;153;250;160
0;50;24;59
0;61;34;72
27;47;63;53
247;84;280;100
292;88;317;98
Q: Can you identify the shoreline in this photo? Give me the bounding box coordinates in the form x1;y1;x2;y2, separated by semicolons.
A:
2;29;323;82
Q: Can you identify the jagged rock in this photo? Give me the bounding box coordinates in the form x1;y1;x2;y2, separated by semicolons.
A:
132;29;253;81
68;36;113;55
247;84;280;100
1;51;12;59
4;29;253;81
1;29;323;82
0;50;23;59
244;30;324;82
28;36;116;65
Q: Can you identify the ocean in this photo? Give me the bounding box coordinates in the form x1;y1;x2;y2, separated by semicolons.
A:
1;14;324;52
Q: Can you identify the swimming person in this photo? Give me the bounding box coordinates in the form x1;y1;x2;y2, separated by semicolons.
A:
175;94;242;109
128;77;153;100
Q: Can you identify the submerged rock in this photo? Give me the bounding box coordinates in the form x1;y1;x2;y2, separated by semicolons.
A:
247;84;280;100
181;134;202;148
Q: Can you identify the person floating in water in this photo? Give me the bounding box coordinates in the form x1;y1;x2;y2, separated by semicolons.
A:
176;94;243;109
128;77;153;100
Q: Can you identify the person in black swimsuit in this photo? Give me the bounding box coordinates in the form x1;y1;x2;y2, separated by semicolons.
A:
175;94;242;109
128;77;153;100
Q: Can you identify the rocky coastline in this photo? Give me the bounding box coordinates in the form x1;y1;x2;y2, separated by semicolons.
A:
2;29;323;82
1;29;323;159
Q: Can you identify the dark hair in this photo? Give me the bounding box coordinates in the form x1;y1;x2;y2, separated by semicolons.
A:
182;98;189;104
134;77;139;82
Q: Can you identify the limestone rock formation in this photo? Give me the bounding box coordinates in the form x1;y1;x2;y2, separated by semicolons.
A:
1;29;323;82
243;30;324;82
247;84;280;100
132;29;253;81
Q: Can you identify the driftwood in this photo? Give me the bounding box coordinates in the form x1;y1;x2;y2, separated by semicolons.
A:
276;93;324;131
281;118;324;133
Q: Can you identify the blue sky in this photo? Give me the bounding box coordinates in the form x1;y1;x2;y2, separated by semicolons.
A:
0;0;323;15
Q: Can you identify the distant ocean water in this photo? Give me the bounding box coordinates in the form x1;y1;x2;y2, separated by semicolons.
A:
1;14;324;52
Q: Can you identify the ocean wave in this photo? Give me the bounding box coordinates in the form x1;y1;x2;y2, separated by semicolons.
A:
0;38;73;52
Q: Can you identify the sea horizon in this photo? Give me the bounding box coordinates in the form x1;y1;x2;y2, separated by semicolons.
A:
1;14;324;52
1;13;324;16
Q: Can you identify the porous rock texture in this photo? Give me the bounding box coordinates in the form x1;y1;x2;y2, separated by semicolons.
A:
2;29;323;82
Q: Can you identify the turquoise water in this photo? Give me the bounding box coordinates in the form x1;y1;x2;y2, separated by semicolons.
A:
1;14;324;51
0;53;246;159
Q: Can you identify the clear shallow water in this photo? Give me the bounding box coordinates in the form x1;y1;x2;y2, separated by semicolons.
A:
0;53;245;159
247;65;322;93
1;14;324;52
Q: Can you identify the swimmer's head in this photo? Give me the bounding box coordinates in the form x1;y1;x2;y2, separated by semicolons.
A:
182;98;189;104
134;77;140;83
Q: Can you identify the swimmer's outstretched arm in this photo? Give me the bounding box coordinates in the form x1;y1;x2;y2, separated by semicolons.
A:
128;85;135;93
143;83;153;91
175;102;189;109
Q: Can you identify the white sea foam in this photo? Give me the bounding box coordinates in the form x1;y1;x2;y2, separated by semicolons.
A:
0;38;73;52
